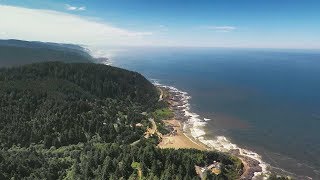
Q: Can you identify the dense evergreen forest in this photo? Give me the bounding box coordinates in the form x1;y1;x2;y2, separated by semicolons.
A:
0;40;92;67
0;62;242;179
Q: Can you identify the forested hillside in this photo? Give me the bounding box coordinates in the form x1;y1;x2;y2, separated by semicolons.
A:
0;62;242;179
0;39;92;67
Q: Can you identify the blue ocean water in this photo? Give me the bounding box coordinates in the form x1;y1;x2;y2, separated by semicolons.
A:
110;47;320;178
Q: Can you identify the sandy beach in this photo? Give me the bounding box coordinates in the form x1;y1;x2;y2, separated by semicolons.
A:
158;119;207;150
157;119;256;179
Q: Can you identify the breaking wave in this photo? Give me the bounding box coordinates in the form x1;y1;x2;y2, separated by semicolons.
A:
152;79;270;179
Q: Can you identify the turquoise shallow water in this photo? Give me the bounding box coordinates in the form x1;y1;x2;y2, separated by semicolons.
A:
110;47;320;178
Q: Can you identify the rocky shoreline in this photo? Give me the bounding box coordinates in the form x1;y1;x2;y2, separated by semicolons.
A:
158;85;264;180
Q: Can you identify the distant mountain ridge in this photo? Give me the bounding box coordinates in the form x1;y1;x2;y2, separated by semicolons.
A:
0;39;88;54
0;39;93;67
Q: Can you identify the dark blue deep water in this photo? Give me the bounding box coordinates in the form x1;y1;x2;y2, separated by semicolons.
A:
111;47;320;178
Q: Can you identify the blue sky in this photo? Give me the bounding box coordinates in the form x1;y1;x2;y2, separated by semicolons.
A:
0;0;320;49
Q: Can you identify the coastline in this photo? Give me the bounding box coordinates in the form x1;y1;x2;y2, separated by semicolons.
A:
87;46;317;179
89;48;270;179
155;82;269;180
158;119;207;150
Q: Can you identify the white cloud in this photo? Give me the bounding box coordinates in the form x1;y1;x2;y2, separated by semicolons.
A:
206;26;236;32
78;6;86;11
158;25;169;32
65;4;86;11
0;5;153;46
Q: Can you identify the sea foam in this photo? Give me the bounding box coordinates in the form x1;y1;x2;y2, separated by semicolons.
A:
152;79;270;179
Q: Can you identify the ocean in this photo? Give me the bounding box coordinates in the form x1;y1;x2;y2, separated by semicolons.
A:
96;47;320;179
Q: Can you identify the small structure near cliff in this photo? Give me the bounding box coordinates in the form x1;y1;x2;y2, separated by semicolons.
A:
195;161;222;179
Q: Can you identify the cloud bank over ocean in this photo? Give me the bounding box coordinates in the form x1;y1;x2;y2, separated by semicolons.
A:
0;5;152;46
